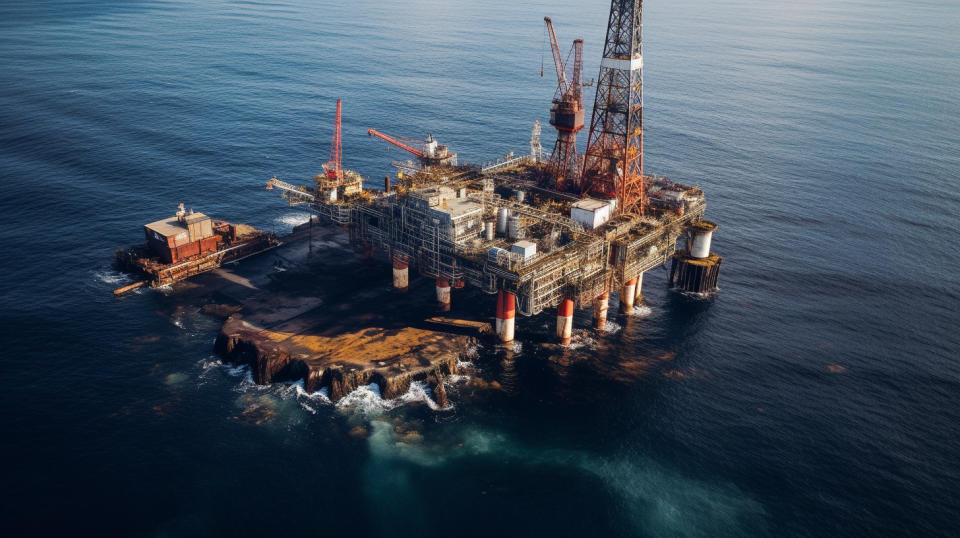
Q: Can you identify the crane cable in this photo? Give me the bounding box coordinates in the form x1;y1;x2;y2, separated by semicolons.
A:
540;22;546;77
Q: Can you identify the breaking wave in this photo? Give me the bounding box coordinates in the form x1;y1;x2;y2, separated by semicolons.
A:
335;381;443;417
199;358;459;417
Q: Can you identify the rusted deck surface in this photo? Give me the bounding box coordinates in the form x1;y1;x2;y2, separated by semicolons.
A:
212;225;478;403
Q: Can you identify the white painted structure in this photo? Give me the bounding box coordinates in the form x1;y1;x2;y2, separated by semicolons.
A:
510;240;537;260
571;198;614;229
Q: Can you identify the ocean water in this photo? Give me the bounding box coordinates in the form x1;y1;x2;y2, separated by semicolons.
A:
2;0;959;536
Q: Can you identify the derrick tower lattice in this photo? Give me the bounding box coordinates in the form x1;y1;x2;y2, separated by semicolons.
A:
581;0;645;215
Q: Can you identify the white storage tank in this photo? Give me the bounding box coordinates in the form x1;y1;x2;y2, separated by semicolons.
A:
487;247;508;264
497;208;509;235
422;135;438;158
484;220;495;241
507;214;521;239
686;220;718;258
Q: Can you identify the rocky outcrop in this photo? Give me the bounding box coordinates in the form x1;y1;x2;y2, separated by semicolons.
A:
216;313;466;403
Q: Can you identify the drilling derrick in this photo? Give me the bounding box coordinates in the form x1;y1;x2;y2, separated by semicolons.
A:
581;0;645;215
544;17;585;191
313;99;363;202
321;99;343;183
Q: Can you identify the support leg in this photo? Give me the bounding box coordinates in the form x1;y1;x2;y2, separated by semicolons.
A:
392;256;408;291
557;297;574;345
620;277;638;313
436;278;451;312
593;292;609;331
496;290;516;343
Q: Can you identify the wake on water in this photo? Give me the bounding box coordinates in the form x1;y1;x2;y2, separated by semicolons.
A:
364;420;767;535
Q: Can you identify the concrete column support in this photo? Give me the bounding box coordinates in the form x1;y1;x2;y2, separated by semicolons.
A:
635;271;644;303
620;277;638;313
392;256;409;291
495;290;516;343
593;292;609;331
557;298;574;345
436;278;451;312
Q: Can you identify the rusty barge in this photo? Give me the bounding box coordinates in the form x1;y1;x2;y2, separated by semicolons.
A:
113;203;281;294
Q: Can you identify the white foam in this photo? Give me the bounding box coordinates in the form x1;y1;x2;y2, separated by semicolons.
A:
632;305;653;317
445;374;470;385
335;380;446;417
274;212;311;232
603;320;622;333
564;329;597;350
397;381;442;411
335;383;393;417
226;364;249;378
94;269;129;285
294;382;331;403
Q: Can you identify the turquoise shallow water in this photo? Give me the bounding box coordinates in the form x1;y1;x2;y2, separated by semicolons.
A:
1;0;959;536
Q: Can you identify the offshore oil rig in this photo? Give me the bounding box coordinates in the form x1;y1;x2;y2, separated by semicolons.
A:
267;0;722;345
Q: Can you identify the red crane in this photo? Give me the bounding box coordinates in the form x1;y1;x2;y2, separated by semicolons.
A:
545;17;568;100
543;17;585;191
367;129;424;157
322;99;343;183
367;129;456;173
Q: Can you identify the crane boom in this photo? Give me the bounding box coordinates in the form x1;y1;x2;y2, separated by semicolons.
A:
324;99;343;182
367;129;424;157
544;17;568;97
572;39;583;105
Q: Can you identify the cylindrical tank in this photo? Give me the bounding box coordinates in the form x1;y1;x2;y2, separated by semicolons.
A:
423;136;438;158
507;215;521;239
687;220;718;259
496;208;509;235
487;247;508;264
515;190;525;203
484;221;495;241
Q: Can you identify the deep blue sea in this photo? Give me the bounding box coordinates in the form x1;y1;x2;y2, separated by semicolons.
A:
2;0;959;536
